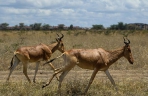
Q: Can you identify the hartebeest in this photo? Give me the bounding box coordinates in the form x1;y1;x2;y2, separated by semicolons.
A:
7;34;64;83
42;37;134;95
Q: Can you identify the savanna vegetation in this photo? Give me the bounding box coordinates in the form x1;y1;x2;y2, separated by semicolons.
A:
0;30;148;96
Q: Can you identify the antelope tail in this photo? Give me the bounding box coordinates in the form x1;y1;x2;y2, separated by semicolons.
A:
43;53;65;66
9;55;19;69
9;56;14;69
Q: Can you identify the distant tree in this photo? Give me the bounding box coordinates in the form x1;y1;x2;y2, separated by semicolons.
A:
30;23;42;30
69;24;73;30
42;24;50;30
109;22;127;30
117;22;127;30
0;23;9;30
14;25;19;30
19;23;24;28
58;24;65;30
92;24;104;30
127;24;136;30
110;24;118;30
19;23;25;30
29;24;34;30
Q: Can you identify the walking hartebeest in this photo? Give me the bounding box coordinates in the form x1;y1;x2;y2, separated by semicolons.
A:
42;37;134;95
7;34;64;83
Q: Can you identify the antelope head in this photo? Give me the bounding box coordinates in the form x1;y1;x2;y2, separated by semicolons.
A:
56;33;65;53
123;37;134;64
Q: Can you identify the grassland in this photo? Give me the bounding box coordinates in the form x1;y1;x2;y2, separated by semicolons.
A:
0;30;148;96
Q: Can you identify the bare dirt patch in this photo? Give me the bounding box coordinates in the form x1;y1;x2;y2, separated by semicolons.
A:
1;70;148;83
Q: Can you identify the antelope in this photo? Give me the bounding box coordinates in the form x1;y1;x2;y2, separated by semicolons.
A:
6;34;64;83
42;37;134;95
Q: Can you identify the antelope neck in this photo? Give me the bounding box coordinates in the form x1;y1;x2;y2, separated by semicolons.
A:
48;43;59;53
107;46;125;65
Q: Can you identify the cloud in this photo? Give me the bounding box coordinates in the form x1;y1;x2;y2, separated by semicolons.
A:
0;0;16;5
125;0;141;8
0;0;148;27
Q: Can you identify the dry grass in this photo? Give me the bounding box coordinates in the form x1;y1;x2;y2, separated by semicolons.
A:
0;78;148;96
0;30;148;95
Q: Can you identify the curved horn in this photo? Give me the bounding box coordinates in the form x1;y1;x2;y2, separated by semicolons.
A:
126;37;130;44
123;37;130;45
59;33;64;40
56;33;60;38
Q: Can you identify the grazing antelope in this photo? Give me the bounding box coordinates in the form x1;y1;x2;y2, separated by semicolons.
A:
42;37;134;95
7;34;64;83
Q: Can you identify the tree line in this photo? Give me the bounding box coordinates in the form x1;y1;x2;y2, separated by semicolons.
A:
0;22;148;31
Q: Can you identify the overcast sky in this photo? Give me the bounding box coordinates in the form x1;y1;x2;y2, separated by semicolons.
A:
0;0;148;27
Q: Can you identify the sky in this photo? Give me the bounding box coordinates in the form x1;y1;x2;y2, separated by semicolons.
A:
0;0;148;28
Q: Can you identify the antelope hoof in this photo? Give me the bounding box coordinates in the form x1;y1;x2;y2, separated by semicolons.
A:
29;81;31;83
33;79;36;83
